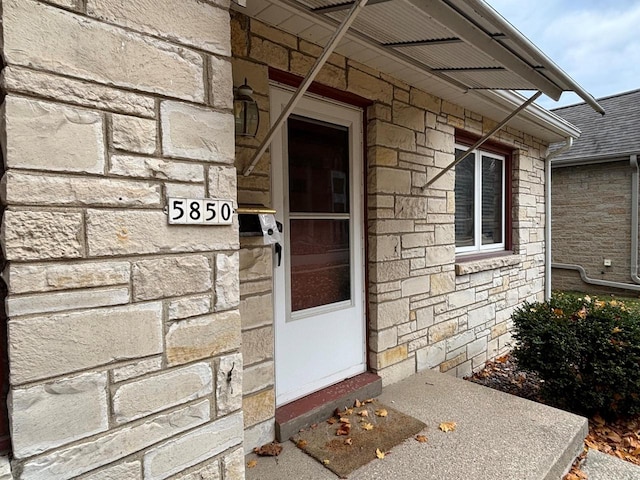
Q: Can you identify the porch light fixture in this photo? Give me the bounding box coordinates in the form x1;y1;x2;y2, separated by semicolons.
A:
234;79;259;137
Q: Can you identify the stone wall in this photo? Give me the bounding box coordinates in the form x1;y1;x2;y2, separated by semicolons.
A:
232;12;549;452
0;1;243;479
552;160;638;293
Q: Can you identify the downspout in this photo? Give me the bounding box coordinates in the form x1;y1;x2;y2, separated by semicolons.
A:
551;153;640;293
544;137;573;300
630;154;640;283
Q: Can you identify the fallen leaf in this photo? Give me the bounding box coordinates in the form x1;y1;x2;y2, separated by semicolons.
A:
362;422;374;431
336;424;351;436
375;409;388;418
358;410;369;417
327;417;338;425
364;398;374;404
354;399;362;408
343;408;354;415
323;459;330;465
296;439;308;449
607;431;623;443
310;423;318;429
339;417;351;424
612;327;622;334
416;435;428;443
376;448;385;459
253;442;283;456
439;421;457;432
344;438;353;445
247;460;257;469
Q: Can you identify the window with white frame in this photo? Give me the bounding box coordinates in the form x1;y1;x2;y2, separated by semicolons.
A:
454;144;506;254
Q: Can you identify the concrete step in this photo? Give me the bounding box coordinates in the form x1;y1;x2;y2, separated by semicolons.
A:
249;369;588;480
275;372;382;441
583;449;640;480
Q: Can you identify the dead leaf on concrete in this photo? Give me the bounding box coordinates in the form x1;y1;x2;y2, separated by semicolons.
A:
247;460;257;468
253;442;283;456
416;435;428;443
375;408;388;417
362;422;374;431
354;399;362;408
323;459;331;465
344;438;353;445
336;424;351;436
376;448;385;459
358;410;369;417
439;421;456;432
296;439;308;449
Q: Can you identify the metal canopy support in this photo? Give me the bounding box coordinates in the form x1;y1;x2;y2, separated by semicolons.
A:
243;0;369;176
424;90;542;189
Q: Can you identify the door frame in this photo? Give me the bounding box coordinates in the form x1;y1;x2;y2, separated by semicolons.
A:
270;83;367;406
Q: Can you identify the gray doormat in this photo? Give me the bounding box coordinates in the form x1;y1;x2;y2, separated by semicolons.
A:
292;401;426;478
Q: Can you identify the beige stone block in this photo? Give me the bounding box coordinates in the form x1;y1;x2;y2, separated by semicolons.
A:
165;183;206;199
6;286;129;317
416;341;445;370
110;155;204;183
348;68;392;103
290;52;346;90
111;115;156;154
168;295;212;321
161;101;234;163
371;298;410;330
252;20;297;48
491;322;508;339
369;146;398;167
250;37;288;70
209;55;234;110
231;58;269;97
240;247;272;281
447;289;476;309
10;372;108;458
175;462;219;480
395;196;426;219
87;0;230;55
1;66;156;118
369;167;411;195
425;245;455;267
370;327;398;352
20;401;210;480
378;357;415;387
143;413;242;480
369;121;416;150
242;326;273;366
166;310;241;366
82;462;142;480
208;166;238;202
223;448;245;480
430;272;456;296
111;357;163;384
429;319;458;343
86;210;238;257
393;101;425;132
442;100;464;118
243;419;275;454
368;104;392;122
401;276;429;297
2;96;105;174
375;344;408;369
2;171;161;207
401;232;431;249
440;353;466;373
425;129;454;153
243;389;275;428
9;302;163;384
216;353;242;416
113;363;213;424
240;294;272;329
216;252;240;310
370;235;400;262
370;259;410;283
243;361;274;395
410;89;441;112
4;0;204;102
5;261;130;295
3;210;83;261
132;255;212;301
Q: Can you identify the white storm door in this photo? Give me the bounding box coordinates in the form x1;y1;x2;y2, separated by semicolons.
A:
271;86;365;406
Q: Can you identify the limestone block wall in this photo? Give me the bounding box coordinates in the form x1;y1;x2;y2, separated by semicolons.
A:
232;11;548;450
552;161;637;293
0;1;243;479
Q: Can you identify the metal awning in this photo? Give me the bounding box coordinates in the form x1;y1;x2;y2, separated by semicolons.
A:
236;0;605;174
238;0;603;112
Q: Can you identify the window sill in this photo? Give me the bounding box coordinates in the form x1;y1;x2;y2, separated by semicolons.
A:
455;251;522;275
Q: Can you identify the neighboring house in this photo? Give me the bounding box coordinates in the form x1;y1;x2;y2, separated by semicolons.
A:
0;0;602;479
551;89;640;294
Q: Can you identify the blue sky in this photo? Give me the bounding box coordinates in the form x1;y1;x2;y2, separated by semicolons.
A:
486;0;640;110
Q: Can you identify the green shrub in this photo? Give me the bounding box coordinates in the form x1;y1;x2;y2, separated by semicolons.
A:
512;293;640;418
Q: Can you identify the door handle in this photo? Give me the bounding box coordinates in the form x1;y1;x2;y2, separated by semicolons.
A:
275;242;282;267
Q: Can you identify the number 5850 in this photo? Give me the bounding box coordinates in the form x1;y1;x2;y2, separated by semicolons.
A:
168;198;233;225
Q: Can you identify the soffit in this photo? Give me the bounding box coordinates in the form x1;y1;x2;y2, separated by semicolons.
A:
235;0;602;142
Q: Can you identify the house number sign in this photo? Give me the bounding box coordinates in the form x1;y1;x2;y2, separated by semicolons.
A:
167;198;234;225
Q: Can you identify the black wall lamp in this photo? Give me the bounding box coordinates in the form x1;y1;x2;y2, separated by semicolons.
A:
234;79;260;137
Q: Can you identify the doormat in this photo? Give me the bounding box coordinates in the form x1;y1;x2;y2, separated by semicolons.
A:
292;400;426;478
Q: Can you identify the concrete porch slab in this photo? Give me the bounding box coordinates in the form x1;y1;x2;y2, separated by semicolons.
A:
583;449;640;480
247;369;588;480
